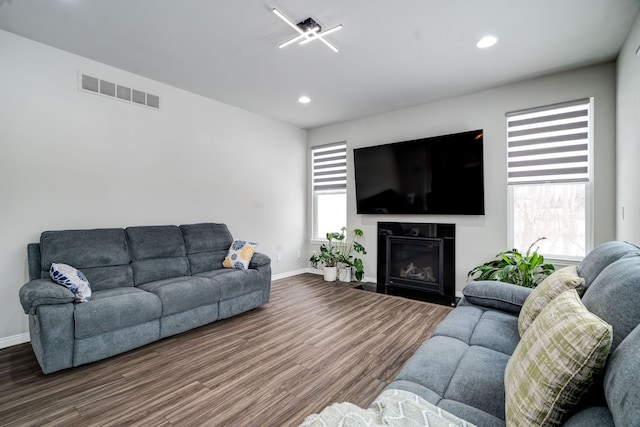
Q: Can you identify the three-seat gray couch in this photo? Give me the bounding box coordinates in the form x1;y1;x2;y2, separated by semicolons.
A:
383;241;640;426
19;223;271;374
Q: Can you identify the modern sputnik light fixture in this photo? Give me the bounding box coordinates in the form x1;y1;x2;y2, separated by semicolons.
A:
272;8;343;53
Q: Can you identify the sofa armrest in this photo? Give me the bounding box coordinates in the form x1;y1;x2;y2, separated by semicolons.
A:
249;252;271;269
461;280;533;315
19;279;74;315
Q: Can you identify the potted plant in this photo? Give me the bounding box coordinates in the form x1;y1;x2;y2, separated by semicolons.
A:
467;237;555;288
335;227;367;282
309;232;342;281
310;227;367;282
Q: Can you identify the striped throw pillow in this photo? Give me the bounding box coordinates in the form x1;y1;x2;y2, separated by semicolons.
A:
518;265;585;336
505;289;612;426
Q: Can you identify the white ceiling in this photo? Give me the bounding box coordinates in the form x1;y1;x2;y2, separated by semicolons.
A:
1;0;638;129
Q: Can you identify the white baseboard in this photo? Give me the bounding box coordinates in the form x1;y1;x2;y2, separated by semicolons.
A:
272;269;313;281
274;268;376;284
0;332;30;349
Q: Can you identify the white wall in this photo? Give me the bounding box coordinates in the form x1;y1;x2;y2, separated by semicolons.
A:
0;30;308;345
616;11;640;241
308;63;617;293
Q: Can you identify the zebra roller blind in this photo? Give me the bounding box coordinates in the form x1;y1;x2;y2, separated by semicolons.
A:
312;142;347;191
507;99;591;185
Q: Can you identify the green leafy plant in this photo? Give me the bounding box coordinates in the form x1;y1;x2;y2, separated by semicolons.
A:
309;227;367;281
467;237;555;288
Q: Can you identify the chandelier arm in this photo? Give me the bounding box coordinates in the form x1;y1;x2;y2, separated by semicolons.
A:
299;25;342;46
272;8;305;36
317;36;339;53
279;34;305;49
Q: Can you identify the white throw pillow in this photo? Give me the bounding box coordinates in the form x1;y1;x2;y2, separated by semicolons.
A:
49;263;92;303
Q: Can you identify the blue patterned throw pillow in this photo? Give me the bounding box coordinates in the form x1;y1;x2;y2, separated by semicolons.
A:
223;240;257;270
49;263;92;303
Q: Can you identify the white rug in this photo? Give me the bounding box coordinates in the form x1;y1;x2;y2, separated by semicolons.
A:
299;389;477;427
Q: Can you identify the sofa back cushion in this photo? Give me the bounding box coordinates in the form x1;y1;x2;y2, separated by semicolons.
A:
578;241;640;289
180;223;233;274
39;228;133;291
604;324;640;426
126;225;190;285
582;254;640;352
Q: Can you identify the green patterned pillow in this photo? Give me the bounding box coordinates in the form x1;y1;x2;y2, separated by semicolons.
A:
505;289;612;426
518;265;585;336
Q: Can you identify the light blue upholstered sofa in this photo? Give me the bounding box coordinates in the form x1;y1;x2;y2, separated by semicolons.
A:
19;223;271;374
383;241;640;426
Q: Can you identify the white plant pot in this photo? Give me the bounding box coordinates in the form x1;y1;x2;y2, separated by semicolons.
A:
323;266;337;282
338;265;352;282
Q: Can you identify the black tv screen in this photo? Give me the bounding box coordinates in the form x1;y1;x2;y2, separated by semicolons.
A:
353;129;485;215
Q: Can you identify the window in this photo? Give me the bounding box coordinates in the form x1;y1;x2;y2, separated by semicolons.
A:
507;99;592;260
311;143;347;241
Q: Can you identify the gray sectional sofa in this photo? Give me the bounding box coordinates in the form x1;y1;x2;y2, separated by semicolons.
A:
383;241;640;426
19;223;271;374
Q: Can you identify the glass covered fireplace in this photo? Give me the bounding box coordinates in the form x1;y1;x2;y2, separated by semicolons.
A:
377;222;455;306
386;236;443;294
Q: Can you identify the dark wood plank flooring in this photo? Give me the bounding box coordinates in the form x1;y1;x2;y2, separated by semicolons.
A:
0;273;451;426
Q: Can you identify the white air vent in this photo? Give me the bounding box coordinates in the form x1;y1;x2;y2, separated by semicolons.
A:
79;72;160;110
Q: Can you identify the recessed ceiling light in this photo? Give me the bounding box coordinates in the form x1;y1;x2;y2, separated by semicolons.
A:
298;95;311;104
476;35;498;49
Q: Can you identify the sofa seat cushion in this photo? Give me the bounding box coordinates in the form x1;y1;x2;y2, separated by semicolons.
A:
387;302;523;425
74;287;161;339
468;311;520;355
444;345;510;420
390;335;509;424
392;336;469;399
433;305;520;355
196;269;263;300
138;276;221;316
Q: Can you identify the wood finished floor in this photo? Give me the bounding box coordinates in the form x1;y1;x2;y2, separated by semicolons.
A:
0;273;452;427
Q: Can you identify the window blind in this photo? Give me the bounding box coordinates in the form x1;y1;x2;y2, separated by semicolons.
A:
507;99;590;185
312;142;347;191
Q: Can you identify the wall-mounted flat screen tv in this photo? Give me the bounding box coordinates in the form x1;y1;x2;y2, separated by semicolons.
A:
353;129;485;215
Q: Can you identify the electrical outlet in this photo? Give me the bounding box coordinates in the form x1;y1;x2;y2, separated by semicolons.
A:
277;252;282;262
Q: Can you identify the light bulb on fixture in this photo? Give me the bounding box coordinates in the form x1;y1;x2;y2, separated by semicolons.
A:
298;96;311;104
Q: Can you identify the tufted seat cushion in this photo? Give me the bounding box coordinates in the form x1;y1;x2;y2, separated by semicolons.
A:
386;303;520;427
